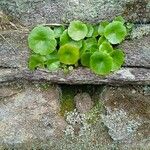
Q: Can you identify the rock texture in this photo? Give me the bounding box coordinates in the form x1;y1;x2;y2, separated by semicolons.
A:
101;86;150;148
0;82;67;147
74;93;94;113
0;0;150;26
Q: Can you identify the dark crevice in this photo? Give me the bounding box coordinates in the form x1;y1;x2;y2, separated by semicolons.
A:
123;65;150;69
0;66;18;69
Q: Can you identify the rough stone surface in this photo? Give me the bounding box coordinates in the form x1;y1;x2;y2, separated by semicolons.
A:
119;34;150;68
0;82;67;147
74;93;94;113
0;0;150;27
0;31;29;68
100;86;150;147
22;67;150;85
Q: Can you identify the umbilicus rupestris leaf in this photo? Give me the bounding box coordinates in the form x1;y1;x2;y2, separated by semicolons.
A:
60;30;82;49
90;52;113;75
110;49;125;71
114;16;125;24
28;54;46;70
28;25;57;55
86;24;94;37
68;20;88;41
81;52;92;67
104;21;127;44
58;44;80;65
46;50;60;71
98;21;109;36
54;26;65;38
92;24;99;37
81;37;98;54
98;36;107;46
99;41;113;54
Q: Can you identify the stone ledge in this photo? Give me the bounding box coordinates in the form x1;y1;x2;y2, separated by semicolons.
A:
0;67;150;85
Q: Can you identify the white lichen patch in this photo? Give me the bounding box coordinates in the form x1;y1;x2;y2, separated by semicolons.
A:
115;68;135;80
101;108;142;141
64;103;101;137
131;25;150;39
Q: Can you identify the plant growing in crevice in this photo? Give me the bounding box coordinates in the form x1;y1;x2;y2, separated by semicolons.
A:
28;16;130;75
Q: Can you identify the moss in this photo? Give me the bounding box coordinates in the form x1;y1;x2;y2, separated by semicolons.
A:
59;86;76;116
86;100;103;125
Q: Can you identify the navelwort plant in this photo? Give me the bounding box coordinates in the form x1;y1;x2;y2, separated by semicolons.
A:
28;16;130;75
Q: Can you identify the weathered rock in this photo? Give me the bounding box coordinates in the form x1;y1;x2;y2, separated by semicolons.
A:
130;24;150;39
0;31;29;68
0;0;150;26
0;82;23;98
74;93;94;113
22;67;150;85
0;68;20;82
119;35;150;68
0;82;67;146
100;86;150;145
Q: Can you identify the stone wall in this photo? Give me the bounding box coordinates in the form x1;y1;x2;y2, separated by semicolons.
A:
0;0;150;149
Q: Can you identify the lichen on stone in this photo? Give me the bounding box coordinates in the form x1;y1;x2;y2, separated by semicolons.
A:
131;25;150;39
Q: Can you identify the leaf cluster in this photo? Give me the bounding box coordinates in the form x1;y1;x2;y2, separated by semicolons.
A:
28;16;129;75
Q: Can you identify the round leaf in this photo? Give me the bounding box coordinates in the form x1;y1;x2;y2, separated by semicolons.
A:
86;24;94;37
28;54;46;70
81;38;98;54
58;44;80;65
46;50;58;60
54;26;65;38
47;61;60;71
68;20;88;41
110;49;125;71
81;52;92;67
90;52;113;75
99;41;113;54
28;25;57;55
92;25;99;37
98;21;109;36
114;16;125;24
98;36;107;46
60;30;82;48
104;21;127;44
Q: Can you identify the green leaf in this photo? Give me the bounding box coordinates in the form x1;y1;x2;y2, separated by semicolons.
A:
110;49;125;71
28;54;46;70
86;24;94;37
46;50;58;60
68;20;88;41
99;41;113;54
28;25;57;55
104;21;127;44
58;44;80;65
60;30;82;48
98;36;107;46
90;52;113;75
81;37;98;54
81;52;92;67
114;16;125;24
54;26;65;38
45;50;60;71
47;61;60;71
92;25;99;37
98;21;109;36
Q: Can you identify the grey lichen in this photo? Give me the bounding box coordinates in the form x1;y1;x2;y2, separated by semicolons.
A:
101;108;142;141
131;25;150;39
